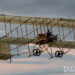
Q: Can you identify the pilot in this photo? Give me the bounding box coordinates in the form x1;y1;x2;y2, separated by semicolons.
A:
47;29;54;42
47;29;53;38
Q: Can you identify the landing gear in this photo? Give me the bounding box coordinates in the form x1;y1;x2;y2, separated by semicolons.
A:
33;49;41;56
55;50;64;58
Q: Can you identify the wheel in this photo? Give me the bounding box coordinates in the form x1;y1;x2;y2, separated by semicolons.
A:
55;50;64;58
33;49;41;56
55;50;59;57
59;51;64;58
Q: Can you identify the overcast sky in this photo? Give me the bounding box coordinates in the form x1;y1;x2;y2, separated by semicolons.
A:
0;0;75;18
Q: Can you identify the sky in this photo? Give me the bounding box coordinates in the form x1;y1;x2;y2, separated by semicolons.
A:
0;0;75;18
0;0;75;75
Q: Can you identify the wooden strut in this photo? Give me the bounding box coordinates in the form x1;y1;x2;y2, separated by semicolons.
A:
43;18;46;33
9;45;12;63
9;21;12;63
16;28;19;55
42;44;53;58
40;23;42;33
50;19;53;32
19;16;23;38
72;22;75;40
35;17;38;35
33;23;36;37
39;19;45;34
57;21;61;40
67;19;70;33
9;22;12;36
49;44;53;57
25;23;31;56
3;15;7;36
62;24;65;40
48;18;55;32
46;18;49;31
0;43;2;55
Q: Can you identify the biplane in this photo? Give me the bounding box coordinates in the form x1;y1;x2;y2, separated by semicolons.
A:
0;14;75;63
